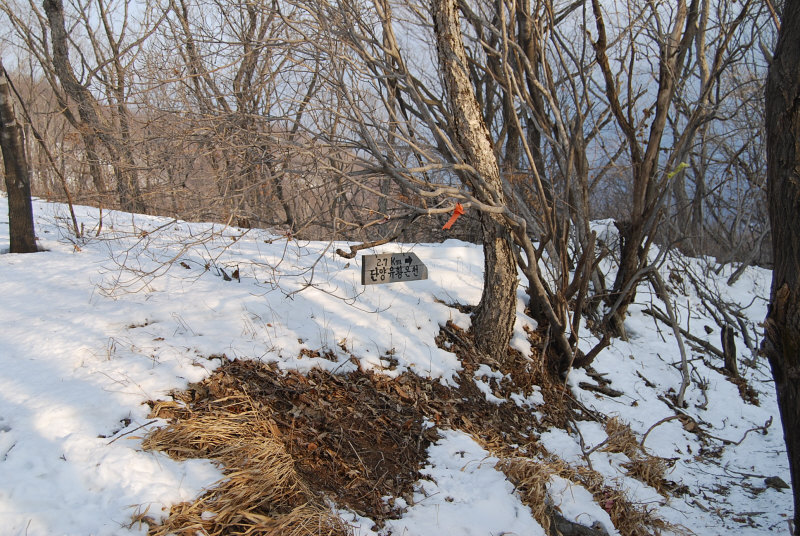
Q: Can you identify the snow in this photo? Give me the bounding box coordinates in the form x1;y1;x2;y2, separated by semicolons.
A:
548;475;618;536
383;429;545;536
0;195;793;535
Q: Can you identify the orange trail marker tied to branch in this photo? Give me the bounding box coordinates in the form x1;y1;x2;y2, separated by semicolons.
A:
442;203;465;230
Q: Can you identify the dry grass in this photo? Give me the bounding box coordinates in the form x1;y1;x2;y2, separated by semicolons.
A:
602;417;671;494
495;456;553;533
621;457;671;494
602;417;640;457
143;395;350;536
498;455;676;536
439;323;679;536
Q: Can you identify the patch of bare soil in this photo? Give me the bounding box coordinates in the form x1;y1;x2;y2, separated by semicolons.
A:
141;321;677;536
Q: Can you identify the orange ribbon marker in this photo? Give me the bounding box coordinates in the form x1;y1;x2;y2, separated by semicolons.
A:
442;203;465;230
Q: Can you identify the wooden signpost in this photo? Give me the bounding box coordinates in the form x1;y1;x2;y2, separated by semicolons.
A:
361;252;428;285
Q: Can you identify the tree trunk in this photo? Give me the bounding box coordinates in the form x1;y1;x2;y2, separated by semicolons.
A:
81;133;108;202
432;0;518;358
472;212;518;359
763;3;800;533
721;324;739;378
0;61;36;253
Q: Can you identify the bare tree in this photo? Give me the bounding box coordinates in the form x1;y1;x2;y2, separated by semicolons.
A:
589;0;759;337
763;1;800;532
147;0;357;234
0;0;167;212
664;0;771;272
1;1;106;200
308;0;597;367
42;0;148;213
431;0;519;357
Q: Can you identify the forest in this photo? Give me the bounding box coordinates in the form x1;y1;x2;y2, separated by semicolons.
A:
2;0;800;535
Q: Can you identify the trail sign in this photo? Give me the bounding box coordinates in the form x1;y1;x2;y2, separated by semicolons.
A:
361;252;428;285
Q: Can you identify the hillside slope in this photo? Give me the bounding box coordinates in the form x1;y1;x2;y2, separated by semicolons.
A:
0;195;791;535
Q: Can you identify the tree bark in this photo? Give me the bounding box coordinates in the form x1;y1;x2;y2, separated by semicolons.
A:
721;324;739;378
0;61;36;253
432;0;518;358
763;2;800;532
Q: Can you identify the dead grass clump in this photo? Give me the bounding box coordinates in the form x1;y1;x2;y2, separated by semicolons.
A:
210;360;436;521
602;417;640;458
496;456;553;533
236;504;351;536
143;395;350;536
621;457;671;495
602;417;672;494
498;455;676;536
142;358;436;531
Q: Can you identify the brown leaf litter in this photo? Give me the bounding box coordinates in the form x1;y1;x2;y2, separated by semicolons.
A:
139;322;681;536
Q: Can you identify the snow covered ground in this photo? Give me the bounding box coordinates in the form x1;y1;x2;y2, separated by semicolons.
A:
0;195;792;535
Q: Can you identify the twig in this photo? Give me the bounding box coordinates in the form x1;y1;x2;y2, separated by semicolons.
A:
440;322;470;348
725;468;770;479
643;307;725;359
107;419;158;445
335;213;422;259
705;417;773;446
578;382;623;397
640;415;682;451
649;271;690;407
764;0;781;31
570;413;594;471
